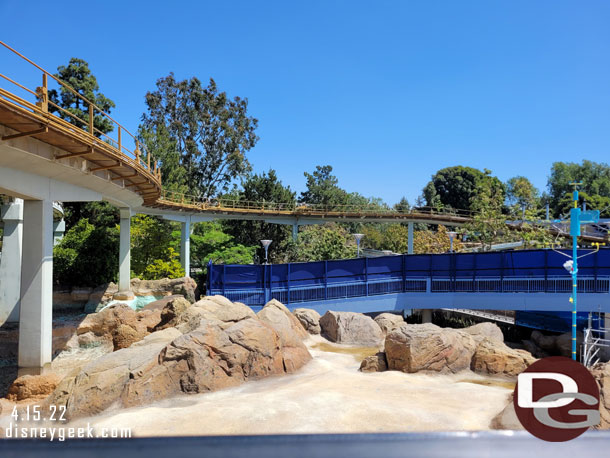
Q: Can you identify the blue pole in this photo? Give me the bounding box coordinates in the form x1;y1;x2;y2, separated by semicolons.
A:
572;235;578;361
571;188;579;361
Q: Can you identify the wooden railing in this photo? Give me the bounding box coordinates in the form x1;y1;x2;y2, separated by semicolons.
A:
0;40;161;187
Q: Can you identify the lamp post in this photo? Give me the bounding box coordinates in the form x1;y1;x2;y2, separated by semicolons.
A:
260;239;272;265
447;231;458;253
354;233;364;258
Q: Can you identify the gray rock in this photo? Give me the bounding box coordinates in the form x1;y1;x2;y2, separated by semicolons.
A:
319;311;383;346
292;308;321;334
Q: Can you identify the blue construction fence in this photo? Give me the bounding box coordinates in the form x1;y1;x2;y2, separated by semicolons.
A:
207;248;610;308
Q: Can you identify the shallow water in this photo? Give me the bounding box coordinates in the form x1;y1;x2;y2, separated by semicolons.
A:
101;295;164;311
63;335;512;436
310;341;380;361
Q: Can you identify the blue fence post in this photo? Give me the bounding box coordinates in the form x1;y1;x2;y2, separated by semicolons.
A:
287;262;291;305
269;263;273;303
222;264;226;297
365;257;369;296
207;260;213;294
401;254;406;292
324;260;328;300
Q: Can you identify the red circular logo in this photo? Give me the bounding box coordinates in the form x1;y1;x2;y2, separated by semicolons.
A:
513;356;600;442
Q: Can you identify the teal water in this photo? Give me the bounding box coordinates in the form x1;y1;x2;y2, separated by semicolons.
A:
101;295;165;311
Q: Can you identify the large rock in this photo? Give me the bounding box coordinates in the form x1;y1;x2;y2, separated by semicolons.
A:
7;373;62;402
293;308;321;334
470;338;535;376
155;297;192;330
46;309;312;419
175;297;256;333
46;328;183;418
319;311;384;346
374;313;404;335
76;303;164;350
257;300;311;372
530;330;583;358
359;352;388;373
385;323;476;373
463;322;504;343
131;277;197;303
490;395;524;430
591;362;610;429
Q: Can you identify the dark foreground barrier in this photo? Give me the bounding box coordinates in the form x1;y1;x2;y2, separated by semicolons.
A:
1;431;609;458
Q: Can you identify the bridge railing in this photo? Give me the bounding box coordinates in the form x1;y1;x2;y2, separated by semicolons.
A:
0;41;161;186
158;189;475;217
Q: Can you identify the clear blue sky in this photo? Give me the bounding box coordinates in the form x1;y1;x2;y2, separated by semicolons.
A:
2;1;609;205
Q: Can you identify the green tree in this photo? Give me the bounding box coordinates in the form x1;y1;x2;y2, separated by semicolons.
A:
63;201;119;231
138;124;188;193
286;224;355;262
141;74;259;197
223;169;295;261
465;176;508;250
130;215;180;277
382;224;409;253
413;225;463;254
505;176;539;211
49;58;116;135
423;166;504;212
548;160;610;216
394;197;410;213
191;222;256;266
300;165;350;207
54;219;119;286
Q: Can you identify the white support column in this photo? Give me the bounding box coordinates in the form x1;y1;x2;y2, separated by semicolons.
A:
292;223;299;241
1;199;23;324
118;208;132;295
180;216;191;277
18;199;53;369
408;221;414;255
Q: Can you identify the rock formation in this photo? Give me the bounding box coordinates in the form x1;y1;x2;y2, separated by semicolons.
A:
43;298;312;419
374;313;405;335
293;308;321;334
319;311;383;346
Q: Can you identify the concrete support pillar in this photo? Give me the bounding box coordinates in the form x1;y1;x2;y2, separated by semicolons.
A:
53;220;65;246
0;199;23;324
18;199;53;369
180;216;191;277
421;309;432;323
407;221;414;255
118;208;131;293
292;223;299;241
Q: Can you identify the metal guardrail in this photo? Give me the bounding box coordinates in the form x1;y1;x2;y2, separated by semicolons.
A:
210;275;610;307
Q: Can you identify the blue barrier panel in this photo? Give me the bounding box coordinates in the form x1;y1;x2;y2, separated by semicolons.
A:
207;249;610;307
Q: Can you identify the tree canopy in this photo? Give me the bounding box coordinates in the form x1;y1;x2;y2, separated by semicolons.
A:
423;166;504;212
141;74;259;197
49;58;116;135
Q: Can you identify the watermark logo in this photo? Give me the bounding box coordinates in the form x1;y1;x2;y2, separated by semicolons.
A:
514;356;600;441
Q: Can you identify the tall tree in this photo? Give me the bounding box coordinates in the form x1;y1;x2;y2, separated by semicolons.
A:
49;58;116;135
423;166;504;212
505;176;539;213
223;169;296;261
141;74;259;197
548;160;610;216
300;165;350;207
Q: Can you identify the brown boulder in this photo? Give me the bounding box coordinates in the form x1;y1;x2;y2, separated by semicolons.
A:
359;352;388;373
374;313;404;335
7;373;62;402
470;338;535;376
490;394;523;430
385;323;476;373
319;311;383;346
155;296;192;330
293;308;321;334
463;322;504;343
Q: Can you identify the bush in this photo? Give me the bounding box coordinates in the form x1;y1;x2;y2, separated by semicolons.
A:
53;218;119;286
141;247;185;280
